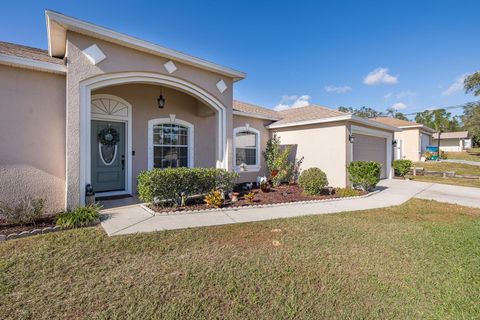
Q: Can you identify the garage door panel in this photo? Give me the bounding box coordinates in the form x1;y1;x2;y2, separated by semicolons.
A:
353;134;387;178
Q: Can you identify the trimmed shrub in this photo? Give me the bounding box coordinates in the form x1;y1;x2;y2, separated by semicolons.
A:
137;168;238;206
298;168;329;195
347;161;381;191
393;159;412;177
56;204;101;228
335;188;362;197
0;197;45;225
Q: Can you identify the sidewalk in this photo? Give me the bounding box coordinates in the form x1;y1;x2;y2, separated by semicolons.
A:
101;179;436;236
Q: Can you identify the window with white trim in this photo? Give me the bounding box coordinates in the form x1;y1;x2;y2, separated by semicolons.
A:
152;123;190;168
234;127;260;170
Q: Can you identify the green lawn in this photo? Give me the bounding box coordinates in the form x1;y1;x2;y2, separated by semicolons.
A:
406;175;480;188
446;148;480;162
414;161;480;176
1;199;480;319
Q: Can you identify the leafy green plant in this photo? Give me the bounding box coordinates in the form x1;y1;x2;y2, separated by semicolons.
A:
0;197;45;225
347;161;381;191
55;204;101;228
245;192;255;203
298;168;329;195
137;168;238;206
204;190;224;208
423;151;433;160
393;160;413;177
335;188;362;197
263;133;294;186
440;150;448;160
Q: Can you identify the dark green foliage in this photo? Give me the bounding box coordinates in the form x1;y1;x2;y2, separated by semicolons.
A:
298;167;329;195
0;197;45;225
347;161;381;191
263;133;294;186
55;204;101;228
137;168;238;205
393;160;413;177
464;72;480;96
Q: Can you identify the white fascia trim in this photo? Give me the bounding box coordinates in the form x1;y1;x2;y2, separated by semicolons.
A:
232;110;280;121
267;115;352;129
45;10;246;81
267;114;399;131
399;124;436;133
0;53;66;74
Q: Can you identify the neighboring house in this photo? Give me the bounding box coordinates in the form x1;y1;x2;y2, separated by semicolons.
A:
432;131;471;152
0;11;398;214
372;117;435;162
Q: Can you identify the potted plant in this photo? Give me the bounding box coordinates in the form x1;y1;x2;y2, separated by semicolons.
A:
260;180;270;193
230;192;240;202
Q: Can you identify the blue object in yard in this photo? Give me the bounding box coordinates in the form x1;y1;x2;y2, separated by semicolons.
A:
426;146;438;153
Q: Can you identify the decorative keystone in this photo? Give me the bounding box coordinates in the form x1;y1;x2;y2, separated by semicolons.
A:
216;80;227;93
164;60;177;74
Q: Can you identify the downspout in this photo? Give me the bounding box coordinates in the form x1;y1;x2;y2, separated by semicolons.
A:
437;130;442;161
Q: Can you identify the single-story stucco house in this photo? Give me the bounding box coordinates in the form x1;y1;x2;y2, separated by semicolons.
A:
0;10;398;214
432;131;472;152
372;117;435;162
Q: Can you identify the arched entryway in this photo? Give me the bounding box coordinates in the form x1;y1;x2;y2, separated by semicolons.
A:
77;72;228;204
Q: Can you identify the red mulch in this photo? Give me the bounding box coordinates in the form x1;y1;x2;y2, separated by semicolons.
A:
0;215;57;236
149;184;367;214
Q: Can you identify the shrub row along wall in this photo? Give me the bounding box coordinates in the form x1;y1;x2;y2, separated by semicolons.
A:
137;168;238;205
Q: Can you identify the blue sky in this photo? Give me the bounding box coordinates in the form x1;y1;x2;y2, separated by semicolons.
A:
1;1;478;117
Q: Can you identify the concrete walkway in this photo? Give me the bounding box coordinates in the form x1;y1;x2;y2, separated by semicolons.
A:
441;159;480;166
100;179;480;236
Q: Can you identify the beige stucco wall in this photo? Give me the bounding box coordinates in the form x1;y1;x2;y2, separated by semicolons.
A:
233;115;273;183
94;84;218;193
435;138;462;151
65;31;235;207
274;122;348;187
0;64;66;214
394;128;421;162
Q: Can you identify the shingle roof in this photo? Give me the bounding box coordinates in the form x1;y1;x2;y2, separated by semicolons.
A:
0;41;64;65
372;117;435;132
233;100;280;119
432;131;469;139
272;105;348;126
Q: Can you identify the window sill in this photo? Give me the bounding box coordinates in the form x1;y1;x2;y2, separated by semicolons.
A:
235;165;261;173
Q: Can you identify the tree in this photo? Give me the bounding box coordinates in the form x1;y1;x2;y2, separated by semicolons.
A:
414;109;458;131
338;106;383;118
385;107;409;121
464;72;480;96
462;104;480;146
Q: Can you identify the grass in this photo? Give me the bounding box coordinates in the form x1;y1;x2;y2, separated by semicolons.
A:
414;161;480;176
406;175;480;188
446;148;480;162
1;199;480;319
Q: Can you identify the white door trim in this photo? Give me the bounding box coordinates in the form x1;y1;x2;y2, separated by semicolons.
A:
77;72;228;205
91;94;132;198
351;125;393;179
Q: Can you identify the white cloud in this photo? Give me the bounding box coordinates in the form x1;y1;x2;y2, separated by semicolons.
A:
442;73;468;96
273;95;311;111
395;90;416;99
391;102;408;110
363;67;399;85
324;85;352;94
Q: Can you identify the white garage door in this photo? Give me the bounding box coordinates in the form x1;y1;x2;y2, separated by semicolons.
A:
353;134;387;178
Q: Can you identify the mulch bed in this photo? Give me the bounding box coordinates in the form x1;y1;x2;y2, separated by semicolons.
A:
148;184;367;214
0;215;57;236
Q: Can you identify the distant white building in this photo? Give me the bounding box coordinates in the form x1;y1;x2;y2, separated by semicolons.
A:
432;131;471;152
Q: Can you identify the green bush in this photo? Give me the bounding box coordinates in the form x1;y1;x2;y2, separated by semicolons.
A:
298;168;329;195
393;159;412;177
263;133;294;186
347;161;381;191
56;204;101;228
0;197;45;225
335;188;362;197
137;168;238;206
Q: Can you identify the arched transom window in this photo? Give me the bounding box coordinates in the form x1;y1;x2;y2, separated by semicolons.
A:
148;118;194;169
234;126;260;171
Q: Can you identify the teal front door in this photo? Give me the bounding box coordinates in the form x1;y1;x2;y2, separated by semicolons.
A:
91;120;126;193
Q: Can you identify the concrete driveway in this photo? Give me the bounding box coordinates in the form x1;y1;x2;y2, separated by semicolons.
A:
100;179;480;236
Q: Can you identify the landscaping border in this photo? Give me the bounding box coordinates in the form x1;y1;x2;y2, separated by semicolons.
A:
140;190;379;216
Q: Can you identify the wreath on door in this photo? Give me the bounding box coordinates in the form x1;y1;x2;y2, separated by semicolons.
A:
98;127;120;146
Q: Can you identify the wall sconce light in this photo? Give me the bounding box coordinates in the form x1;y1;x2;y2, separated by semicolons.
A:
349;134;355;143
157;87;165;109
392;139;397;147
